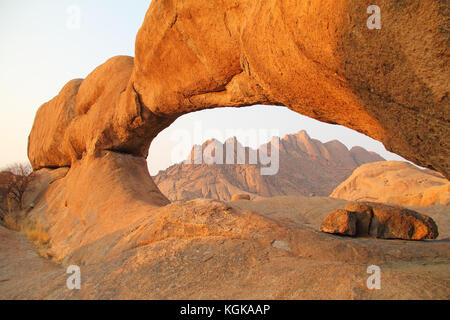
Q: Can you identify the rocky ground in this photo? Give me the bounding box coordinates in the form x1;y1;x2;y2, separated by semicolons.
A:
1;196;448;300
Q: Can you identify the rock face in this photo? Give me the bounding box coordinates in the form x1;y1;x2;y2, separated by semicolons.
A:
331;161;450;206
18;0;450;299
320;202;439;240
29;0;449;180
319;210;357;236
154;131;384;201
25;152;170;262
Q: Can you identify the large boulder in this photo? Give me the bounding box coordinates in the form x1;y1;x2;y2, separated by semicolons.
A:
28;56;176;172
319;209;357;236
331;161;450;206
231;194;252;201
320;202;439;240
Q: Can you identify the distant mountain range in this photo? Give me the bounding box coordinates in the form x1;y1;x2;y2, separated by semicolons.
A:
154;130;385;201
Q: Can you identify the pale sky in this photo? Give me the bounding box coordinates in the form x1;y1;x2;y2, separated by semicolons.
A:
0;0;407;175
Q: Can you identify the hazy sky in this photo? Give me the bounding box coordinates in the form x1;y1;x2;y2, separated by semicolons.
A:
0;0;407;175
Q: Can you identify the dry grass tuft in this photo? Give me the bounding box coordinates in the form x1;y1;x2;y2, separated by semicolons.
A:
20;218;50;246
3;213;21;231
1;212;51;257
23;225;50;246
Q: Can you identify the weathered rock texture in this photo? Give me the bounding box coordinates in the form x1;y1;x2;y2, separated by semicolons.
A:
320;202;439;240
1;197;449;300
154;131;385;201
331;161;450;206
23;152;169;262
29;0;449;179
319;209;357;236
19;0;450;299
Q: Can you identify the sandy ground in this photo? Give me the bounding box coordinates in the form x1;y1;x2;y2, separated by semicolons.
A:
0;196;448;300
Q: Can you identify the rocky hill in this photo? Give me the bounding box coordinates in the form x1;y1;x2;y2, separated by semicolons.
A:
154;131;385;201
331;161;450;207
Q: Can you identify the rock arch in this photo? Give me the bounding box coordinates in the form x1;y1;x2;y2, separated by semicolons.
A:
23;0;450;265
29;0;449;189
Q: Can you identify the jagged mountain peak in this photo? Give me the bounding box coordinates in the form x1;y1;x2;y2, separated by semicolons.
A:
155;130;385;201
